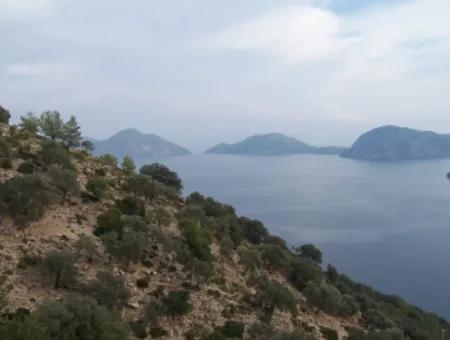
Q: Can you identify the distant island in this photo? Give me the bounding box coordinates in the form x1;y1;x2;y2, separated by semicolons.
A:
206;133;346;156
93;128;191;159
341;125;450;161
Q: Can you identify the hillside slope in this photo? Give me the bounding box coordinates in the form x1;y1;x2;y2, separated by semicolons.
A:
0;121;448;340
206;133;346;156
341;126;450;161
93;128;191;160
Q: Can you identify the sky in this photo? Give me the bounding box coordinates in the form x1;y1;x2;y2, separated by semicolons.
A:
1;0;449;152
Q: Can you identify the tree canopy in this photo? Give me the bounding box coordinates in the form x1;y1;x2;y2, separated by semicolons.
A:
0;105;11;124
140;163;183;193
62;116;82;148
39;111;65;140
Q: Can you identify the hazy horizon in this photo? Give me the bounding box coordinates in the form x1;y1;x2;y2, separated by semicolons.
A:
2;0;450;152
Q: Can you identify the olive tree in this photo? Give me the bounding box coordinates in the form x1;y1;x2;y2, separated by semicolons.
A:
46;165;79;204
35;296;129;340
0;174;54;226
39;250;78;289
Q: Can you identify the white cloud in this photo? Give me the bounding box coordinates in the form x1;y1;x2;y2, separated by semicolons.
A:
0;0;54;20
203;5;355;62
5;63;49;77
1;0;450;148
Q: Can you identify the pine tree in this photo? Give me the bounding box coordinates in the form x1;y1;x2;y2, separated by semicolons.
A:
63;116;82;148
20;112;40;133
39;111;64;140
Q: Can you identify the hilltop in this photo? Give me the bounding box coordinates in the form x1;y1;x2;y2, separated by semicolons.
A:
341;126;450;161
93;128;191;160
206;133;346;156
0;108;448;340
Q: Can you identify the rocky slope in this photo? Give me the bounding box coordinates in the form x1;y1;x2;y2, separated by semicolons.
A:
0;122;449;340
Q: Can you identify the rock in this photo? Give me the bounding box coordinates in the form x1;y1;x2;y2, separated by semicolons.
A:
128;301;139;309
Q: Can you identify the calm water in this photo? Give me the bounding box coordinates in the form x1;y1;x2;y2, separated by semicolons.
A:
140;154;450;319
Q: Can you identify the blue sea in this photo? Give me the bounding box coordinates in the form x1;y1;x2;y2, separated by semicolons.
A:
138;154;450;319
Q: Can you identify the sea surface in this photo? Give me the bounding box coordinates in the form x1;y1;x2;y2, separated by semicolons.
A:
138;154;450;319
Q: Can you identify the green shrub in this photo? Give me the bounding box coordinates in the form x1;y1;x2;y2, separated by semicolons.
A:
0;314;49;340
76;234;97;263
95;168;107;176
0;174;55;226
178;250;213;285
86;176;109;201
347;328;407;340
179;219;212;262
239;217;269;244
363;309;394;330
202;197;230;218
81;140;94;153
149;207;171;229
293;244;322;265
88;271;130;310
39;250;78;289
289;258;323;291
101;230;149;266
122;215;149;233
95;208;123;237
217;320;245;338
228;219;243;247
98;154;118;167
238;247;261;272
116;196;145;216
0;105;11;124
130;320;147;338
256;280;297;315
121;155;136;175
140;163;183;193
136;277;149;289
17;160;36;174
162;290;192;316
46;165;79;203
320;327;338;340
185;192;206;205
0;137;13;169
260;244;291;272
125;174;159;200
35;295;129;340
266;235;287;248
304;282;358;317
38;141;73;170
247;322;315;340
150;327;168;338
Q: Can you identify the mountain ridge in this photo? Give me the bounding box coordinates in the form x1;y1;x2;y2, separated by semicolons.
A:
93;128;191;160
206;133;347;156
341;125;450;161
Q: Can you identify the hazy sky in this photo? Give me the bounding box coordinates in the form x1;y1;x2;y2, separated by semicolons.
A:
1;0;449;152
